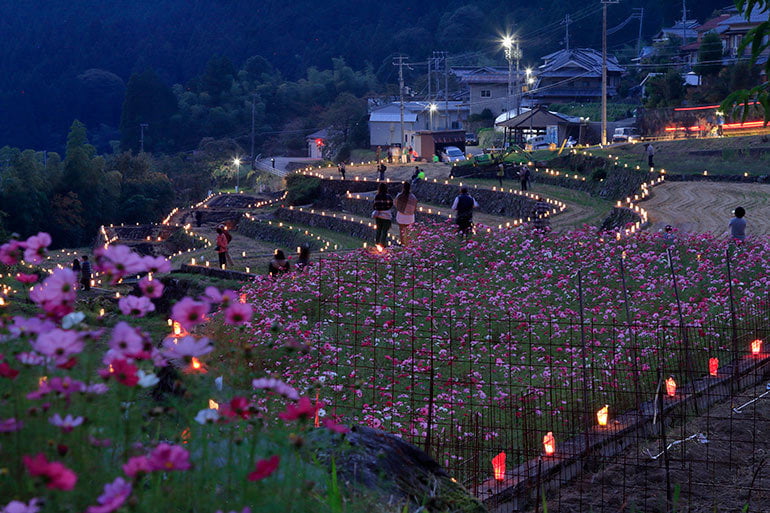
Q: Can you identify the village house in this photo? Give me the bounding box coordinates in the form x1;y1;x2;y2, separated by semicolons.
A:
367;101;468;150
528;48;624;104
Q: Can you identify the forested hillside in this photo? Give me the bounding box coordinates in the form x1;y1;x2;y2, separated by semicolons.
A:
0;0;728;152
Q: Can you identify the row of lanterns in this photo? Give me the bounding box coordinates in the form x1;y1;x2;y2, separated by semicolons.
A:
491;339;764;482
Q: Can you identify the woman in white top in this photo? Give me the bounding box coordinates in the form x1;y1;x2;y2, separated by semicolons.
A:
394;181;418;246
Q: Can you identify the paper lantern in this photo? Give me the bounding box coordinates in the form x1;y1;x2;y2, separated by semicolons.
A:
751;339;762;355
665;377;677;397
208;399;219;410
492;452;506;481
543;432;556;456
708;357;719;377
597;405;609;427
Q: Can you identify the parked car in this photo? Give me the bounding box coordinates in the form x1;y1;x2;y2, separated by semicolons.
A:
612;127;640;143
465;132;479;146
526;135;551;150
441;146;467;162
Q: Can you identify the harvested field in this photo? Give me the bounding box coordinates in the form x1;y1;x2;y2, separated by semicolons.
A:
643;182;770;235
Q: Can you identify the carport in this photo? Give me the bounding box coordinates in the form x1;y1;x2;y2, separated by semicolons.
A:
496;106;583;147
411;130;466;161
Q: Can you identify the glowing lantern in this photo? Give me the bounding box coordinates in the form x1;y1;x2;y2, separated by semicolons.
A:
751;339;762;355
543;432;556;456
313;392;321;428
597;405;609;427
190;357;204;372
709;357;719;377
665;377;677;397
492;452;506;481
208;399;219;410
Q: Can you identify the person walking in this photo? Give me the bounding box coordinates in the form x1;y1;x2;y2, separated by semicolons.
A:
646;143;655;168
729;206;747;242
519;165;531;191
80;255;92;291
268;249;291;276
376;145;382;163
451;186;479;239
532;196;551;231
338;162;346;180
372;182;394;249
216;226;229;269
497;163;505;187
394;181;418;246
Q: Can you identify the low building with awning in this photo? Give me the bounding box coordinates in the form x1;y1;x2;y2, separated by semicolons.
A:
496;105;585;147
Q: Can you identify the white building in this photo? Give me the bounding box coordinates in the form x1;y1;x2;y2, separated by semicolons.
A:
368;101;468;149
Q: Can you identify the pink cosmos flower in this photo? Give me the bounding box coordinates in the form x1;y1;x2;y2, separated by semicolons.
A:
322;418;350;434
85;477;132;513
107;359;139;387
162;335;213;360
0;240;26;266
23;453;77;490
252;377;299;400
118;295;155;317
108;322;145;357
49;413;84;433
23;232;52;264
147;443;191;472
31;329;84;364
141;255;171;274
0;418;23;433
27;376;86;400
203;286;223;303
95;245;146;284
224;303;253;325
14;273;38;284
138;276;164;298
278;397;320;421
1;498;41;513
247;455;280;482
171;297;209;330
28;268;78;318
122;456;151;478
10;316;56;337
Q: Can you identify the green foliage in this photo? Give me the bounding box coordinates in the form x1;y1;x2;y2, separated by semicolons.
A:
645;70;687;108
549;103;636;122
285;173;321;206
695;32;724;77
119;70;179;152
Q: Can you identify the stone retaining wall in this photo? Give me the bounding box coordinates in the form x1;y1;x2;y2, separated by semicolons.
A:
666;173;770;183
600;207;644;232
336;195;448;225
274;207;373;240
238;218;323;251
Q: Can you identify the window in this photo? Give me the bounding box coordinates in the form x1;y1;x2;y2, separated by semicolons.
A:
451;121;460;129
480;89;491;97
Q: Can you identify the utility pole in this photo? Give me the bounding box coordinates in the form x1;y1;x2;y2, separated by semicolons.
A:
514;39;521;116
444;52;449;130
250;94;257;169
564;14;572;51
393;55;407;159
635;8;645;60
601;0;618;145
139;123;148;153
681;0;688;45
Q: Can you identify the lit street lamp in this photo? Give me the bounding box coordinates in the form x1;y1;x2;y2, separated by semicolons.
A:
233;158;241;193
429;103;437;131
501;36;514;119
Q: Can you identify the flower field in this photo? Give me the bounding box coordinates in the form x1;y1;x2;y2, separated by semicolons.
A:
234;220;770;483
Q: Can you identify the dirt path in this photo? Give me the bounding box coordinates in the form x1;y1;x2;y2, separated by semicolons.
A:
643;182;770;235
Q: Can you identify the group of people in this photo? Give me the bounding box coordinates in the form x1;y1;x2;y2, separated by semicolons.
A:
71;255;92;291
496;163;531;190
267;246;311;276
215;225;233;269
372;181;418;248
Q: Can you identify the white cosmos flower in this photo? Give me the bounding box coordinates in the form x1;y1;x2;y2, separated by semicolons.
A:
194;408;220;425
137;370;159;388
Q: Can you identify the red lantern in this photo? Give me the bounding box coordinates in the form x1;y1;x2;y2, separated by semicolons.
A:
708;357;718;377
543;432;556;456
492;452;506;481
751;339;762;355
665;377;676;397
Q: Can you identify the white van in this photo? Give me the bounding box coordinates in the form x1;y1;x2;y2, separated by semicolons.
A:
526;135;551;150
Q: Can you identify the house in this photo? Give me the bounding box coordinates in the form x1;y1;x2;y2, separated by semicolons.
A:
306;129;328;159
680;14;731;64
368;101;468;149
496;105;585;146
527;48;624;104
654;19;700;43
718;7;770;60
453;66;527;116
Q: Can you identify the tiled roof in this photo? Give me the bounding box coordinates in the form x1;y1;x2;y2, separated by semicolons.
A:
538;48;624;76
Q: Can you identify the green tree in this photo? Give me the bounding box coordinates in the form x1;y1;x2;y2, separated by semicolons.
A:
119;70;178;152
695;32;724;78
645;70;686;108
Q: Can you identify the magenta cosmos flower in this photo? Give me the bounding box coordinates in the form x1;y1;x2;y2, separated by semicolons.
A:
171;297;209;330
138;276;164;298
162;335;213;360
224;303;253;325
118;295;155;317
147;443;191;472
23;232;52;264
85;477;132;513
31;329;84;364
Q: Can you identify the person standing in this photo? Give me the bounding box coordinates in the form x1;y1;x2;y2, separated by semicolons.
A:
520;165;531;191
372;182;394;249
646;143;655;168
451;186;479;238
376;146;382;163
394;181;418;246
194;211;203;227
72;258;81;289
80;255;92;291
497;163;505;187
729;206;747;242
378;163;386;181
216;227;229;269
222;226;234;267
387;148;393;163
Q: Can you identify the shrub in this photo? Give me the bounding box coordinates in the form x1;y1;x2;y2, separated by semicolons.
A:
285;173;321;206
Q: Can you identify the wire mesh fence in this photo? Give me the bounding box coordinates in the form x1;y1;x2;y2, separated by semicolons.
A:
308;254;770;512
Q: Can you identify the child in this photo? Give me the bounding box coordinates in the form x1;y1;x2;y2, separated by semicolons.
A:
729;206;747;242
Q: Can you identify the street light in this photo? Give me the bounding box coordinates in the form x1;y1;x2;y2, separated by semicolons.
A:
501;36;514;120
233;158;241;193
429;103;438;131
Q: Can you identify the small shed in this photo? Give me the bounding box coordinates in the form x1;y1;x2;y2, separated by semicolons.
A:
411;130;466;161
496;106;583;146
306;129;329;159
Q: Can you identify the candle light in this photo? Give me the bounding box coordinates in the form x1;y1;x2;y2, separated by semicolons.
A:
492;452;506;481
597;405;609;427
543;432;556;455
666;377;677;397
752;339;762;355
709;357;719;376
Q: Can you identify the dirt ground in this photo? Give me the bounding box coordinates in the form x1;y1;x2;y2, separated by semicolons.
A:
537;380;770;513
643;182;770;236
